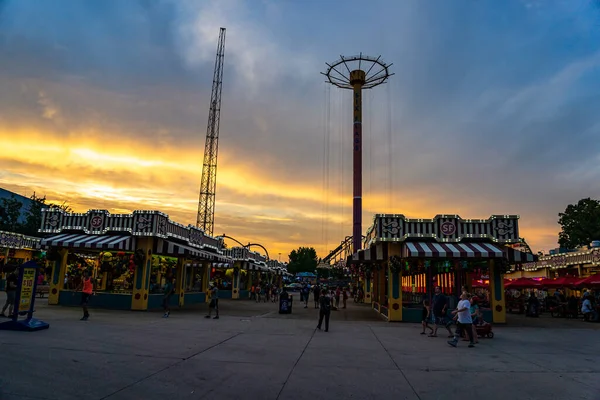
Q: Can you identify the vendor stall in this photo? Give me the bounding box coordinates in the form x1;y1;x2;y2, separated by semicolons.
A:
222;247;272;299
348;214;536;323
39;209;231;310
0;230;42;290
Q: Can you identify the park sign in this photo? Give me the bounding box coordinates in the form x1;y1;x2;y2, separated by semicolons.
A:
0;260;49;332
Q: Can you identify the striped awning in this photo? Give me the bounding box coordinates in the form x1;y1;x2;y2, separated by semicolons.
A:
403;242;504;258
155;239;228;261
211;262;231;269
502;246;536;263
347;243;388;265
241;261;268;271
41;233;133;251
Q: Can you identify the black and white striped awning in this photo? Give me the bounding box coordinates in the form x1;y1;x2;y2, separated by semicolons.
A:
155;239;222;260
211;262;232;269
241;261;268;271
41;233;133;251
347;243;388;265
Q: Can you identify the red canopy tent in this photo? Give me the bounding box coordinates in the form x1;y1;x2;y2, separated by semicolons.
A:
539;277;581;288
505;277;542;289
575;273;600;288
471;280;488;288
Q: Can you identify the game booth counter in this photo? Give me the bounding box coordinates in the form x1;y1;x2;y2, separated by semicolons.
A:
347;214;537;323
0;230;43;291
38;209;232;311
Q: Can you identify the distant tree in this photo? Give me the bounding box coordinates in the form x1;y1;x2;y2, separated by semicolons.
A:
558;198;600;249
22;192;73;236
0;195;23;232
287;247;318;274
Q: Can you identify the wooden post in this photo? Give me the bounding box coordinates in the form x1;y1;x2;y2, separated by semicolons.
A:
48;248;68;305
387;243;402;322
176;258;185;307
489;259;506;323
131;237;152;311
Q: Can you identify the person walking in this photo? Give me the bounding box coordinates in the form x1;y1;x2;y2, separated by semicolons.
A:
75;270;95;321
448;292;476;348
313;284;320;309
317;288;331;332
302;284;310;308
1;271;17;318
205;283;219;319
430;286;453;337
162;275;174;318
342;287;348;309
420;299;434;335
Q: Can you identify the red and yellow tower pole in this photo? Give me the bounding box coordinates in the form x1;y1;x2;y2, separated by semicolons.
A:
350;69;366;254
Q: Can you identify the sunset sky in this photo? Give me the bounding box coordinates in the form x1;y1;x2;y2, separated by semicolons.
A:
1;0;600;259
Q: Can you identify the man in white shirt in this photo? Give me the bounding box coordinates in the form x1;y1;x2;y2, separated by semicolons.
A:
448;292;475;348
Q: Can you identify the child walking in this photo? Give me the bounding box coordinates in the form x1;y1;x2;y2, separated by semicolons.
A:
421;299;434;335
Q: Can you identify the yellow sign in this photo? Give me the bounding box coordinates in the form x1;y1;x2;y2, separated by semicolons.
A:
19;267;36;312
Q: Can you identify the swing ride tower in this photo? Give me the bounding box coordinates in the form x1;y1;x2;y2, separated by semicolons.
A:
322;54;393;253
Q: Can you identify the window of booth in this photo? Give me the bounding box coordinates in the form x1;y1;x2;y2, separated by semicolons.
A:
63;252;178;295
185;265;204;292
211;268;232;290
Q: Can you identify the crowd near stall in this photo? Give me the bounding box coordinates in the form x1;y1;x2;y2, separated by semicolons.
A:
346;214;536;323
500;247;600;319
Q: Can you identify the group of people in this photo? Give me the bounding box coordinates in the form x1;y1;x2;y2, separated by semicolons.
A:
250;283;280;303
421;286;489;348
298;283;350;310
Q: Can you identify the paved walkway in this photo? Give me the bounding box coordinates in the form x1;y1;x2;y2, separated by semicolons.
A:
0;295;599;400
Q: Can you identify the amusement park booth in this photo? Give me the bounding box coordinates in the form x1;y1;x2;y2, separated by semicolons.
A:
0;230;42;290
347;214;536;323
38;209;231;310
222;247;286;299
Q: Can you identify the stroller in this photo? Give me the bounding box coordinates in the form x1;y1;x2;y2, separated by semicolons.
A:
475;322;494;338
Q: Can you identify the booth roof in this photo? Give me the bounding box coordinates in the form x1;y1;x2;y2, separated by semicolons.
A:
347;241;536;264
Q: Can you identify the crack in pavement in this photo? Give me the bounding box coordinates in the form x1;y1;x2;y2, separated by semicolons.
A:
98;332;242;400
368;325;423;400
275;328;317;400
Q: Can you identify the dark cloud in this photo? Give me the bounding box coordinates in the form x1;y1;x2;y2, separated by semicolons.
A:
1;0;600;254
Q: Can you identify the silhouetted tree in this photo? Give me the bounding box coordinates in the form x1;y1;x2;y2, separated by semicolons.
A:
22;192;73;236
0;195;23;232
558;198;600;249
287;247;318;274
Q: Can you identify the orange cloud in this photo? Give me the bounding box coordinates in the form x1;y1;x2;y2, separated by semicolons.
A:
0;124;559;259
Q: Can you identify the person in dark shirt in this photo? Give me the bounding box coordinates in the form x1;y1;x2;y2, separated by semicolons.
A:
1;272;18;317
317;288;331;332
430;286;453;337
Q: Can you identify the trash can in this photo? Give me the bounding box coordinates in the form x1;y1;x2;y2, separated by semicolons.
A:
279;295;292;314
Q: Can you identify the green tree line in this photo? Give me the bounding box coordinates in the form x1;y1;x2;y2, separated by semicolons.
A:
0;193;71;237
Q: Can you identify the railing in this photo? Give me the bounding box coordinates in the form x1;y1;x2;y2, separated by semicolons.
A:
372;301;389;320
